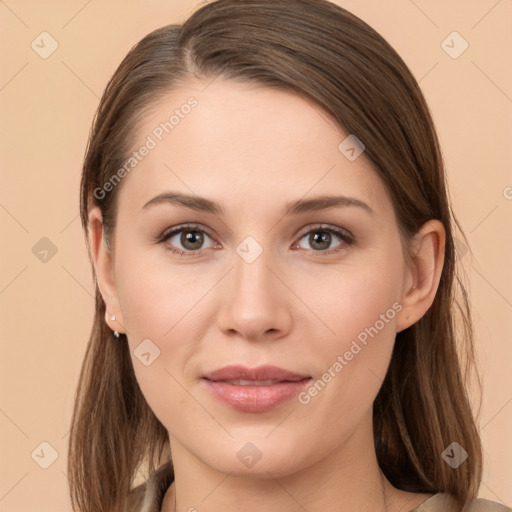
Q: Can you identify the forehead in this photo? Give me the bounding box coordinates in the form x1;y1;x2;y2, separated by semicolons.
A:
116;78;393;221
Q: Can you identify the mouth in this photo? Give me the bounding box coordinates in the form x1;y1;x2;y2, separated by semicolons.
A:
202;365;312;412
203;364;310;382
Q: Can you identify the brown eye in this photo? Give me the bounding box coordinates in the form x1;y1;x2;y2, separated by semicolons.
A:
294;226;354;255
177;229;205;250
159;224;216;256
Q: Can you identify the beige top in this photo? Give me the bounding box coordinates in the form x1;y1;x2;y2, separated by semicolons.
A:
125;462;511;512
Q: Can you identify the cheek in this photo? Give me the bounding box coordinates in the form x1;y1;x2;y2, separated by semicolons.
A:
295;251;403;412
295;251;403;351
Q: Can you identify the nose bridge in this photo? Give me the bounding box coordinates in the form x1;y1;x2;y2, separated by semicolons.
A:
217;235;292;340
232;236;279;305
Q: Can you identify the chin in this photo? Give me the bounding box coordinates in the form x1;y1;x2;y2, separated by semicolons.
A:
197;435;311;479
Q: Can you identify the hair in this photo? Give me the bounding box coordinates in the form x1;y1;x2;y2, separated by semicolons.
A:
68;1;483;511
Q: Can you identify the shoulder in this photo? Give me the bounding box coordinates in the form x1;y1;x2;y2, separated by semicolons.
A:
413;493;512;512
124;462;174;512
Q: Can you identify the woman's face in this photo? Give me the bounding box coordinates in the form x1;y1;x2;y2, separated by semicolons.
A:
102;79;415;477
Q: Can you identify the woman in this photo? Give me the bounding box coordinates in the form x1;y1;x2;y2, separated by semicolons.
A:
67;1;511;511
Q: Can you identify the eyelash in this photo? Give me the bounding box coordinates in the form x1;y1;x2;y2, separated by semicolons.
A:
156;223;355;258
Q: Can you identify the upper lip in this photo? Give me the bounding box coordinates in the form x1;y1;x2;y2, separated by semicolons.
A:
203;365;310;382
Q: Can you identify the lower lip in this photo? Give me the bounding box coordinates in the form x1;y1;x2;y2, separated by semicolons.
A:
203;378;311;412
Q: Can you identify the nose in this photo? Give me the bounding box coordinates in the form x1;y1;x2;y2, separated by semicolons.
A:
216;247;293;342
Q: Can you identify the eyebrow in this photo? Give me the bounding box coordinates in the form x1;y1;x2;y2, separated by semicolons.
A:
142;191;374;216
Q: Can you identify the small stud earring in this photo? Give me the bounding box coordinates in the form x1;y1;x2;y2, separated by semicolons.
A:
109;314;120;337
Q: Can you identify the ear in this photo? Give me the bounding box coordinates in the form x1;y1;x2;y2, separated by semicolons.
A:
88;206;125;335
395;219;446;333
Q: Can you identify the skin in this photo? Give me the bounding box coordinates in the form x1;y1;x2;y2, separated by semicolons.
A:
89;79;445;512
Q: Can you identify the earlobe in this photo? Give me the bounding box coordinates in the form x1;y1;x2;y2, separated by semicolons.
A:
88;206;126;335
395;220;446;333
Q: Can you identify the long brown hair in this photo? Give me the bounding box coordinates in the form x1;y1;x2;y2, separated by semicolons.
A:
68;1;483;511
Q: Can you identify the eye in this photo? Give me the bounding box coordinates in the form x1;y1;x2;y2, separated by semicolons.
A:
158;224;217;256
293;225;354;255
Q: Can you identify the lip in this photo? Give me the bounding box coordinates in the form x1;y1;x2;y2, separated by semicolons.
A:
203;364;310;382
202;365;312;412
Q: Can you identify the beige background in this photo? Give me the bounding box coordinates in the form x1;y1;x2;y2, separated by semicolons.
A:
1;1;511;510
